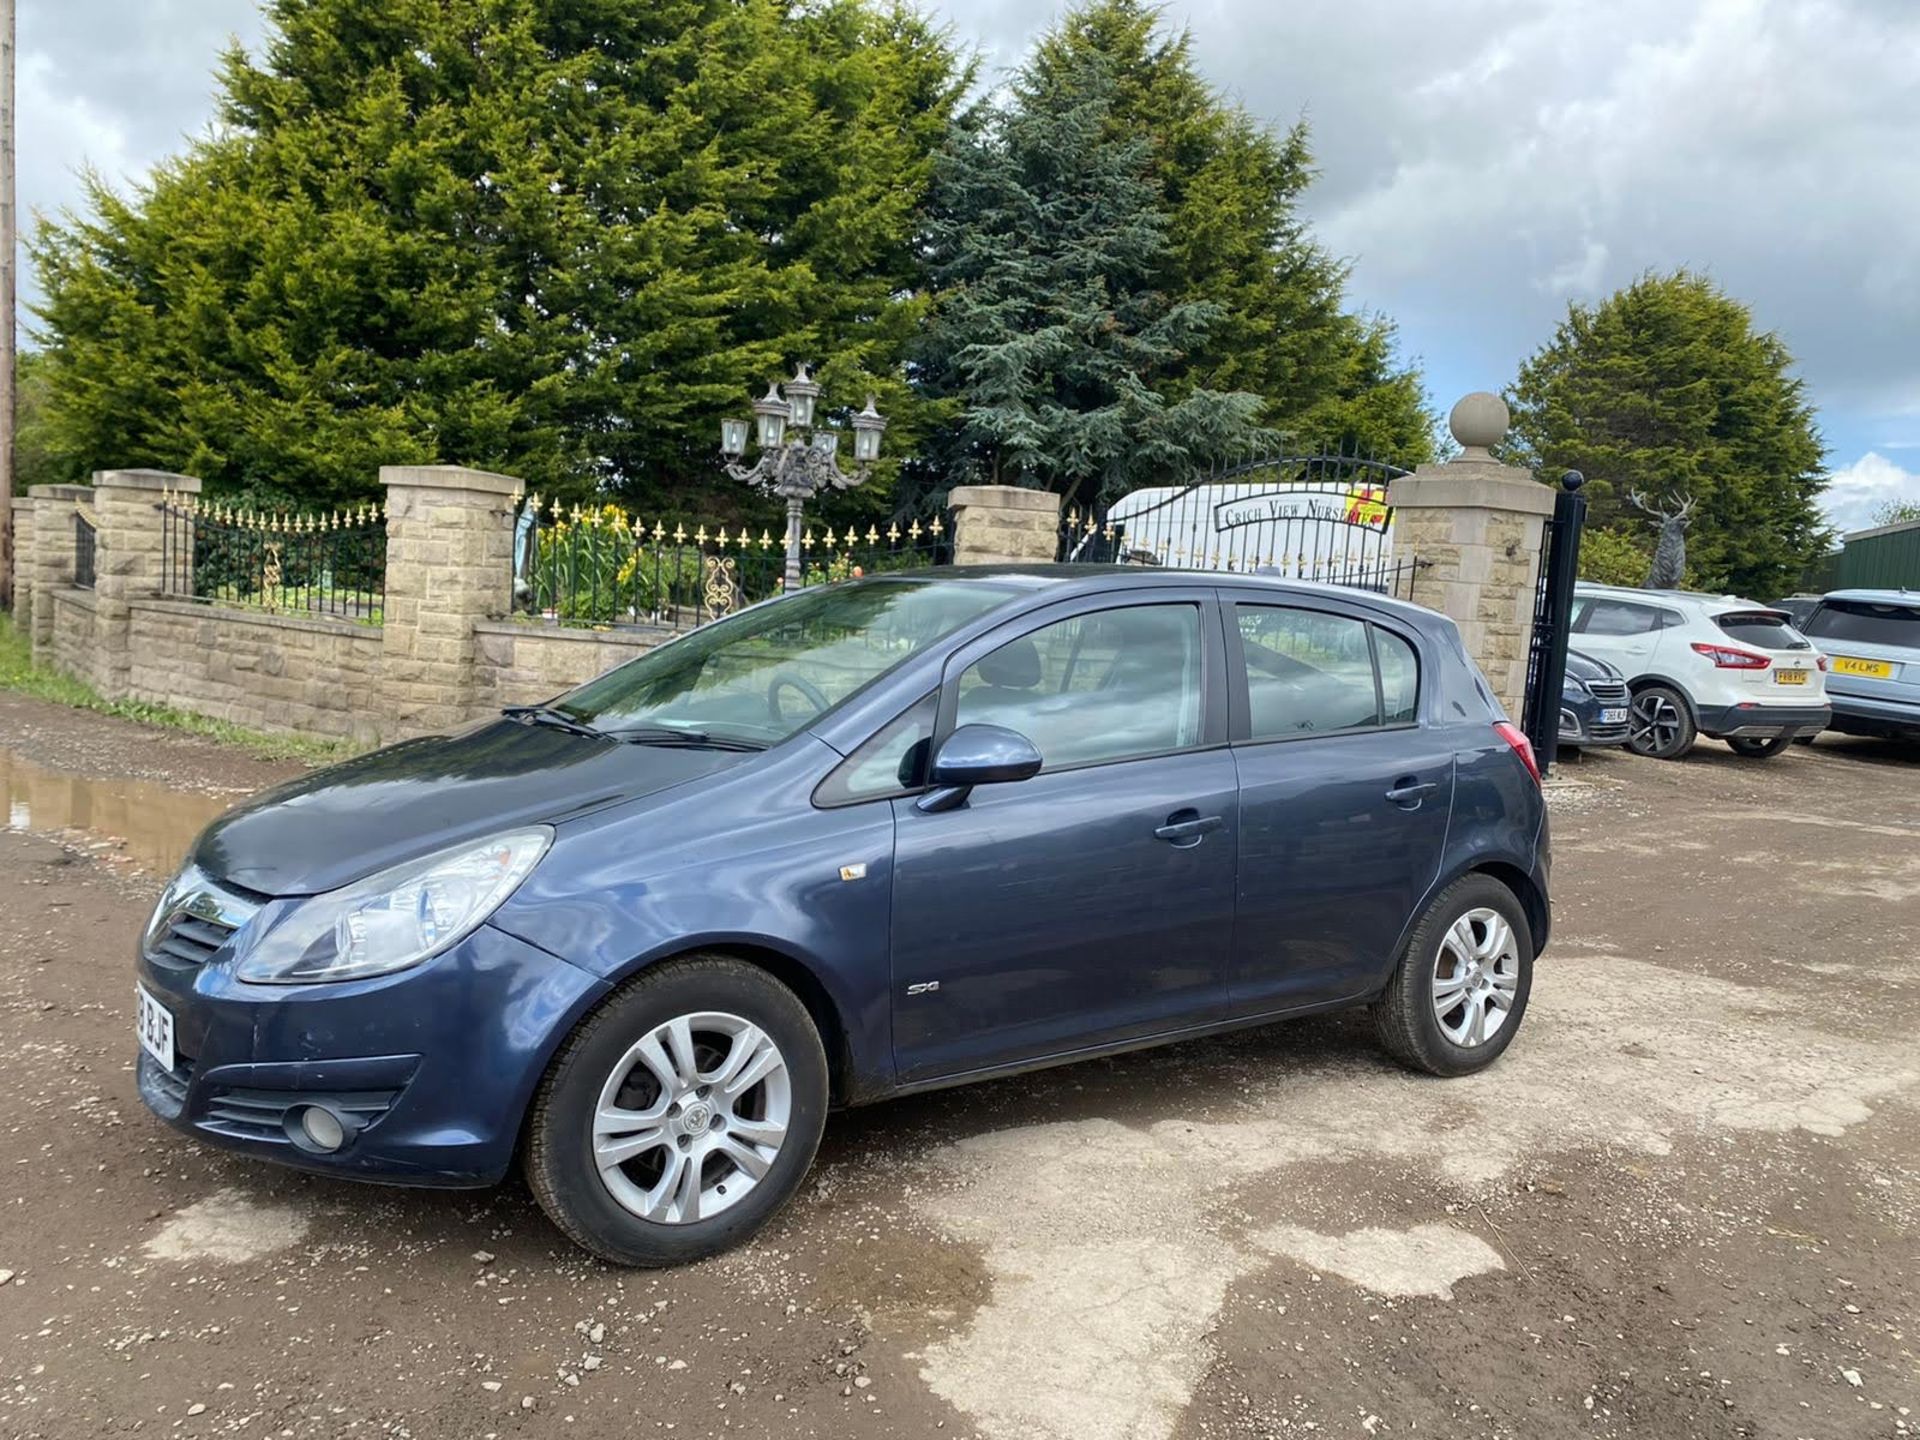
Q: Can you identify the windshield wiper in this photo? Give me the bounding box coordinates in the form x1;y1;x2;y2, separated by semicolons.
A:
609;726;769;752
502;705;613;741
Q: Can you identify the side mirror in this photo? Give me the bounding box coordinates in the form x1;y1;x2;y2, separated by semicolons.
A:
917;724;1043;812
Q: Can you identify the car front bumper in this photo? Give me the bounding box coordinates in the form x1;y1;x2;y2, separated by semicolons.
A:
1559;704;1631;747
1694;701;1832;739
134;922;607;1187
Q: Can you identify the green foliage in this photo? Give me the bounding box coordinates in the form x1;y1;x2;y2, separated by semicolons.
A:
1575;526;1652;587
913;37;1276;508
1873;500;1920;527
30;0;969;514
1024;0;1433;463
0;611;354;762
1506;270;1829;600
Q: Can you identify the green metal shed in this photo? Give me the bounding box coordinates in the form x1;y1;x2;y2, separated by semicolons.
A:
1834;518;1920;590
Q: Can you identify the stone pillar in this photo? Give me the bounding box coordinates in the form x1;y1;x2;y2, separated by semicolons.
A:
949;485;1062;566
9;493;33;634
378;465;520;737
26;485;95;657
91;470;202;698
1387;394;1555;717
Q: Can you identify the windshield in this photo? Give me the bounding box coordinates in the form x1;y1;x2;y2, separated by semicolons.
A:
554;578;1018;744
1805;599;1920;649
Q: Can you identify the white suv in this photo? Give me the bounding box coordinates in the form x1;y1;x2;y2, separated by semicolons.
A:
1569;584;1831;760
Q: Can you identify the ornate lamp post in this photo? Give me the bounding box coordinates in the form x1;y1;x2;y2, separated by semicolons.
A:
721;363;888;591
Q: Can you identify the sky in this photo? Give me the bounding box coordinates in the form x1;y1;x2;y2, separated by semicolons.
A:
17;0;1920;534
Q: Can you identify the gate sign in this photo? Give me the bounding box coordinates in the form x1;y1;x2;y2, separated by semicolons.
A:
1212;486;1389;534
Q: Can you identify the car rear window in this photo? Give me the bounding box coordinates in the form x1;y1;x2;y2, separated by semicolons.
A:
1805;600;1920;648
1714;611;1809;651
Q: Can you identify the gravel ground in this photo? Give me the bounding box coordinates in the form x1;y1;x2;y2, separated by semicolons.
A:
1;689;1916;1440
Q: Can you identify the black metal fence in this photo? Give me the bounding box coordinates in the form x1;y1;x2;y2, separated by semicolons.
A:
160;497;387;623
511;499;949;630
1057;452;1425;602
1521;471;1589;772
73;507;97;589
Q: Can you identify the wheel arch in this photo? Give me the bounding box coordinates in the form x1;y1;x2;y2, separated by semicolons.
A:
1625;672;1699;719
1469;860;1550;956
601;941;861;1108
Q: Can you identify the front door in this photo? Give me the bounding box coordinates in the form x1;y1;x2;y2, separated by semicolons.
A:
889;595;1238;1084
1223;600;1453;1014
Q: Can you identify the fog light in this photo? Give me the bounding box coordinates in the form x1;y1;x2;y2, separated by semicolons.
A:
296;1105;346;1153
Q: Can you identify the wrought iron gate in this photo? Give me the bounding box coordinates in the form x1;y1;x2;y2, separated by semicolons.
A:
1519;471;1589;772
1057;451;1422;601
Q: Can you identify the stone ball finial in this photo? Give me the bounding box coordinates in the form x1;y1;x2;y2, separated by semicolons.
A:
1448;392;1509;458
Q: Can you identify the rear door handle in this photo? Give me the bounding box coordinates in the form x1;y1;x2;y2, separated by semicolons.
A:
1384;779;1438;806
1154;810;1224;846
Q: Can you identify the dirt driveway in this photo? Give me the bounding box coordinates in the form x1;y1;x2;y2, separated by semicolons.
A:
2;691;1916;1440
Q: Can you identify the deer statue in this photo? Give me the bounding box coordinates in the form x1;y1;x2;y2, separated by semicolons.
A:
1629;489;1696;589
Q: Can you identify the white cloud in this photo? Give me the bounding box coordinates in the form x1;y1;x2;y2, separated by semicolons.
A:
1823;452;1920;533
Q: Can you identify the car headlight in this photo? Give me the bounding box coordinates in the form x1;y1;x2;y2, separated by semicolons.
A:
234;827;552;985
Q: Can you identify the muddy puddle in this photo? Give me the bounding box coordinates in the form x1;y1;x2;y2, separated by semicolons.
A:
1;747;238;874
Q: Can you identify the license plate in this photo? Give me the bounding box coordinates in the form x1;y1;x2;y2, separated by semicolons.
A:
1774;669;1808;685
1600;707;1629;724
1831;655;1893;679
136;985;175;1072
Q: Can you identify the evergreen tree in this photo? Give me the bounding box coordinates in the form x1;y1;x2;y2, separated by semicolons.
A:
1023;0;1432;462
913;47;1276;509
30;0;967;513
1506;271;1828;599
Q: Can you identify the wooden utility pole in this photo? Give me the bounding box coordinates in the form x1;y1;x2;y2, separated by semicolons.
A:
0;0;14;609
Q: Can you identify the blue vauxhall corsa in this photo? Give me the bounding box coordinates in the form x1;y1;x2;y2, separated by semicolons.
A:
135;569;1551;1265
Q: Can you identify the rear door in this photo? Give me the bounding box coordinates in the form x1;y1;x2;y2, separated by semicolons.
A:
1223;595;1453;1016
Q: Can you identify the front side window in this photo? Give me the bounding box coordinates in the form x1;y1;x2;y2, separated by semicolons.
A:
555;579;1015;745
814;694;936;806
1578;600;1661;636
954;604;1204;770
1237;606;1381;737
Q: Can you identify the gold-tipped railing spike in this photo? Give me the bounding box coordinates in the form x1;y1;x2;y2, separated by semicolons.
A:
802;529;814;550
759;529;775;551
671;524;687;545
866;525;880;545
526;492;541;518
693;525;709;546
651;522;666;542
905;521;919;542
929;516;943;537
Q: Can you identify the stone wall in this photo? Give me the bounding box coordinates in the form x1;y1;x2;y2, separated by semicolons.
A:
125;600;385;743
473;622;672;709
49;588;106;691
950;485;1062;565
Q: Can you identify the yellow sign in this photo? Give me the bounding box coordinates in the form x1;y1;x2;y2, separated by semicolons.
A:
1344;486;1389;529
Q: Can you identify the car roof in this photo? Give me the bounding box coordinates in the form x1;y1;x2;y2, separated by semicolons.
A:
1572;581;1778;613
878;564;1449;629
1821;588;1918;606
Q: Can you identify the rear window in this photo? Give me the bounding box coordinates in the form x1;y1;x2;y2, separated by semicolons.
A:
1714;611;1809;651
1805;600;1920;649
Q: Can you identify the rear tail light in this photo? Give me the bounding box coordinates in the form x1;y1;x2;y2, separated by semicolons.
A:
1494;721;1541;787
1690;641;1771;670
1816;654;1829;671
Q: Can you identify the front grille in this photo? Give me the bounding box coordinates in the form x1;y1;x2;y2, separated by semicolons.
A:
149;913;237;967
201;1087;401;1144
1585;679;1630;705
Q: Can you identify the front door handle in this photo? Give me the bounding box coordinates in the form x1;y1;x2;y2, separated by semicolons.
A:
1154;810;1224;847
1384;779;1438;807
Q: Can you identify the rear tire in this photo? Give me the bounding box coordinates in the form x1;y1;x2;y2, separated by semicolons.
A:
1727;734;1794;758
1627;683;1696;760
1374;874;1534;1077
525;956;829;1267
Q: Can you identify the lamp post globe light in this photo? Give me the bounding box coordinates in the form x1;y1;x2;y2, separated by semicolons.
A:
721;364;888;591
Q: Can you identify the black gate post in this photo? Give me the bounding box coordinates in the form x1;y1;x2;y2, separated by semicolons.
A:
1522;469;1587;774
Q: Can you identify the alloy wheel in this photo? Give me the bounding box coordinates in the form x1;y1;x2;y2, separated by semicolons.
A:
1431;908;1520;1048
1629;692;1684;757
591;1011;791;1225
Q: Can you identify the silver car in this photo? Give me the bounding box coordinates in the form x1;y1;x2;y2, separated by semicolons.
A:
1800;590;1920;741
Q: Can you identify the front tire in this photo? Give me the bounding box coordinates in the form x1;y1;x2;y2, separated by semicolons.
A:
1627;683;1696;760
526;956;829;1267
1727;733;1794;758
1375;875;1534;1077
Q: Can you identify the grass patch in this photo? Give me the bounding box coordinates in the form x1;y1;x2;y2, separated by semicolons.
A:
0;610;357;765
